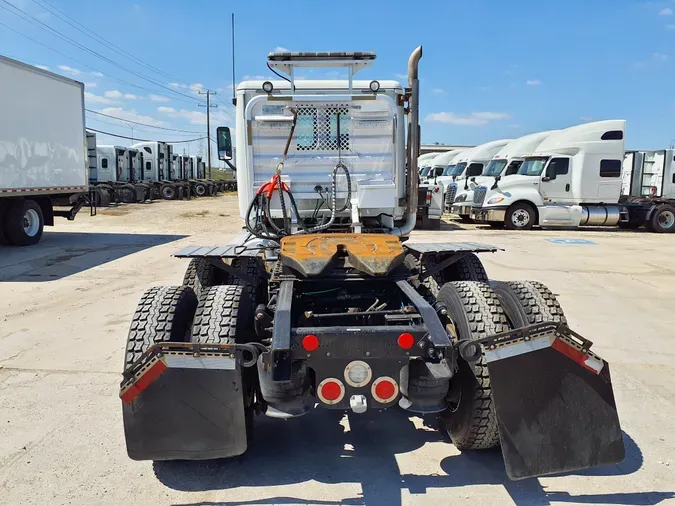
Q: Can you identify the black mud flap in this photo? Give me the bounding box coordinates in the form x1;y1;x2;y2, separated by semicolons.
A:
121;344;248;461
480;323;625;480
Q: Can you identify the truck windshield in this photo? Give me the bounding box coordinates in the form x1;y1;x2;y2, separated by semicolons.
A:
483;159;507;177
518;157;549;176
442;164;456;176
420;167;431;177
448;162;466;177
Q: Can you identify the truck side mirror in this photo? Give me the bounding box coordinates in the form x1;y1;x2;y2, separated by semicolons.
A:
217;127;233;161
491;175;501;190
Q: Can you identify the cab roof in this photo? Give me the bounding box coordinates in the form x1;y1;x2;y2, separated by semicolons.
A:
237;79;403;92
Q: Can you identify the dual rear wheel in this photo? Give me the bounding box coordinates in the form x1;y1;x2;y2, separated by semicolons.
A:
438;278;566;450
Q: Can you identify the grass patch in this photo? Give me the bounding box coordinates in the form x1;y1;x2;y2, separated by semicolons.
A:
179;210;210;219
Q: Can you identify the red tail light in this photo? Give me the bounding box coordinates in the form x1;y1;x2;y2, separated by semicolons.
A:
302;334;319;352
371;376;399;403
318;378;345;405
397;332;415;350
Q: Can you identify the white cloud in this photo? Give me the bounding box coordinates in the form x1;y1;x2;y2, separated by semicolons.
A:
425;111;510;126
98;107;166;127
653;52;668;61
58;65;104;77
274;46;289;52
189;83;204;91
659;7;672;15
668;24;675;30
84;92;116;105
580;116;593;122
104;90;139;100
241;75;270;81
431;88;445;94
157;105;232;126
526;79;542;86
35;64;49;71
58;65;83;75
395;73;407;79
149;94;170;102
83;82;96;88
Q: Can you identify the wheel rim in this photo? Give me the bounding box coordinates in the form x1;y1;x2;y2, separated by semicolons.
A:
196;185;205;195
162;188;174;198
658;210;675;229
23;208;40;237
511;208;530;227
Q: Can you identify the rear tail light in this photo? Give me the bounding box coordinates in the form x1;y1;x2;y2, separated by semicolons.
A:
317;378;345;405
397;332;415;350
344;360;372;387
302;334;319;352
371;376;399;404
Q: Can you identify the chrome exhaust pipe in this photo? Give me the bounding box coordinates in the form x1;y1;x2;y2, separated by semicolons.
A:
392;45;422;237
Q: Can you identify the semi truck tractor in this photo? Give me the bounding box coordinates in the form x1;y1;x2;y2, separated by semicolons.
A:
470;120;675;232
450;131;557;221
439;139;512;217
91;145;152;203
0;55;91;246
130;141;188;200
119;48;624;480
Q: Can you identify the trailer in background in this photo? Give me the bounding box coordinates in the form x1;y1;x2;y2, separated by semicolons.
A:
1;55;91;246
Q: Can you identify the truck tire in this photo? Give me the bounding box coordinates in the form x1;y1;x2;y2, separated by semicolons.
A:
229;257;265;303
459;214;472;223
120;185;136;203
437;281;508;450
124;285;198;369
505;202;536;230
182;258;225;299
646;204;675;233
4;199;44;246
160;184;176;200
194;182;208;197
191;284;257;431
420;253;488;297
490;280;566;328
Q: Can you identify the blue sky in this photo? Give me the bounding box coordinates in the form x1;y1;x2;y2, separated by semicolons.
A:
2;0;675;162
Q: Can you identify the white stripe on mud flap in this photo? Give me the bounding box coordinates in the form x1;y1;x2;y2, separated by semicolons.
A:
484;335;555;363
164;356;236;370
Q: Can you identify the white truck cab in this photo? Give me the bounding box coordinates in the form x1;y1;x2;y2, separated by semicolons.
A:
423;150;462;182
418;152;442;178
451;131;558;219
471;120;626;229
439;139;512;215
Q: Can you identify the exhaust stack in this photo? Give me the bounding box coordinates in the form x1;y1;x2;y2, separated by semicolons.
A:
392;46;422;237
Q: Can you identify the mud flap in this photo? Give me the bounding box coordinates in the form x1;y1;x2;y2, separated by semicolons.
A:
480;323;625;480
121;345;248;461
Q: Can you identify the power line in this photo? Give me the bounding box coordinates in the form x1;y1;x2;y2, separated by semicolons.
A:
0;0;204;104
29;0;182;83
0;20;197;104
85;114;199;137
85;109;203;133
87;128;206;143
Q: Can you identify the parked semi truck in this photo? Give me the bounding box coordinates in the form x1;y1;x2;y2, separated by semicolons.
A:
449;131;557;220
119;48;624;480
0;55;90;246
90;143;152;203
439;139;512;218
471;120;675;232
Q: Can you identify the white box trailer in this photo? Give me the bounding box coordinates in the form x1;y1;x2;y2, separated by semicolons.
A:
0;55;90;246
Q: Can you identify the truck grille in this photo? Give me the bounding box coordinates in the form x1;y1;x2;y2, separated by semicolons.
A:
445;183;457;205
473;186;487;206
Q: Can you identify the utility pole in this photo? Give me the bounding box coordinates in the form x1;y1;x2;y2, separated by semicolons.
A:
198;90;217;178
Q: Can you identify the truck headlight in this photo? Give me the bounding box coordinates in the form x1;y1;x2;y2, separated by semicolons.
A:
487;196;505;205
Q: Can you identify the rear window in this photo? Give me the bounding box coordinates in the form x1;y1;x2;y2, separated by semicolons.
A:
600;159;622;177
101;158;108;169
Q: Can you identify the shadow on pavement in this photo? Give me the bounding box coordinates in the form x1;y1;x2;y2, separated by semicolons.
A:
0;231;186;281
155;408;669;506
